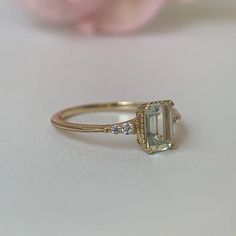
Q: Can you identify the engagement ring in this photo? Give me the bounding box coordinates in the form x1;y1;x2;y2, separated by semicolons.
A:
51;100;181;154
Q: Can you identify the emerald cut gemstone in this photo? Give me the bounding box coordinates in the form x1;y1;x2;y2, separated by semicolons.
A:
145;101;174;153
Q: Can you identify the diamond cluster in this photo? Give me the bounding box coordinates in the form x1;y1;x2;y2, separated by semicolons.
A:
111;122;133;135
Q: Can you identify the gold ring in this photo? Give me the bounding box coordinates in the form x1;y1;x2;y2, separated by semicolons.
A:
51;100;181;154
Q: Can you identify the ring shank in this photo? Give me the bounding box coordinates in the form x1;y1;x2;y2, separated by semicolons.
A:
51;101;141;134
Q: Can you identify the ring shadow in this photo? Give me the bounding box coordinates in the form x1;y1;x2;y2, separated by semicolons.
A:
142;1;236;34
56;121;188;152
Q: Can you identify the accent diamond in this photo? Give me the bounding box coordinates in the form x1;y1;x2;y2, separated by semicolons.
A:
111;125;120;134
122;123;133;135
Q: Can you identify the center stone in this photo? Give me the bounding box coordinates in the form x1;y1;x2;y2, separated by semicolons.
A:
145;101;174;153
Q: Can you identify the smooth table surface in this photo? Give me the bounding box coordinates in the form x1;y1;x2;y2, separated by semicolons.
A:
0;0;236;235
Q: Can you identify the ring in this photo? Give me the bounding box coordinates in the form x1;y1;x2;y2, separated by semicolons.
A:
51;100;181;154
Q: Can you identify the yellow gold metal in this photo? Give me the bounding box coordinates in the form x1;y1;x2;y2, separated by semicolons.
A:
51;101;181;154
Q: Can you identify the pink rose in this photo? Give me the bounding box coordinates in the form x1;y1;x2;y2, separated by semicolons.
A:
20;0;183;34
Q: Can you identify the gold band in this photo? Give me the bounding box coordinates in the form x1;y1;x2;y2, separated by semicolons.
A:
51;101;140;134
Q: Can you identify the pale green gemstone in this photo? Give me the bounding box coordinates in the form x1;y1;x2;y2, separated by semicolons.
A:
145;102;174;153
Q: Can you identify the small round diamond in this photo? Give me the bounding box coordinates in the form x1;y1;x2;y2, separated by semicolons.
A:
111;125;119;134
122;123;133;135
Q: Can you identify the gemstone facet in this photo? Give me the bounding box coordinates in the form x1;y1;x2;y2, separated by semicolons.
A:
144;101;174;153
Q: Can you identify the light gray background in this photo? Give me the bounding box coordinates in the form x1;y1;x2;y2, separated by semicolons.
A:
0;0;236;235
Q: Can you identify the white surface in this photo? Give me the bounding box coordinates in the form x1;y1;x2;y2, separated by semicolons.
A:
0;0;236;235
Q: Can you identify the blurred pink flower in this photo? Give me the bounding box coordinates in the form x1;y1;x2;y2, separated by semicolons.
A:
21;0;173;34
